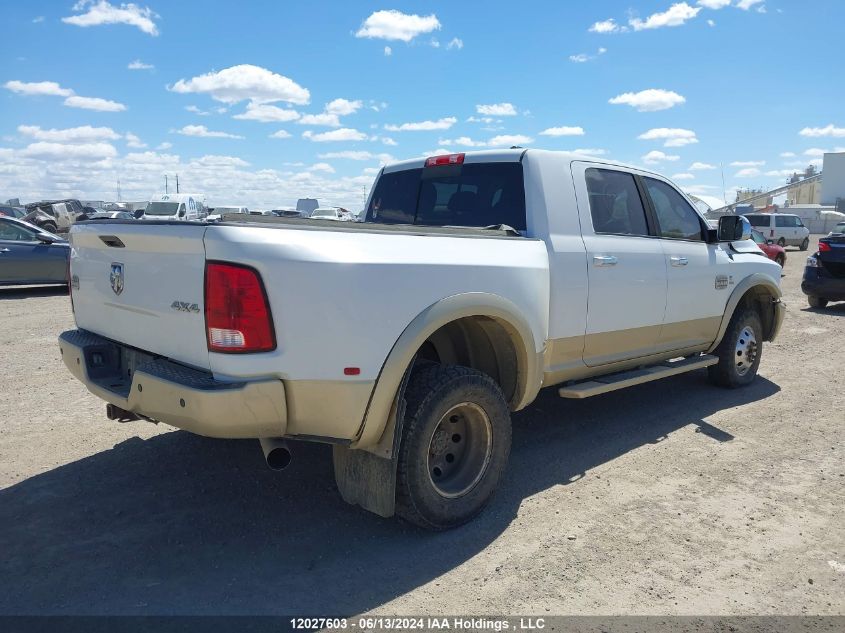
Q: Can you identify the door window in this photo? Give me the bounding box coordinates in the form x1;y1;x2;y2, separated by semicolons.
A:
642;178;704;241
585;168;649;236
775;215;789;227
0;220;38;242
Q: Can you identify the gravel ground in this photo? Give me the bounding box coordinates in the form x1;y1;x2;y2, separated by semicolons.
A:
0;237;842;616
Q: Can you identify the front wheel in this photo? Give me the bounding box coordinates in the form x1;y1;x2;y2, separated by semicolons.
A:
396;363;511;530
709;307;763;388
800;237;810;251
808;295;828;309
41;222;57;234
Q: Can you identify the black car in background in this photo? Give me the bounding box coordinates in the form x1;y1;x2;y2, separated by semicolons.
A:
0;216;69;286
802;234;845;308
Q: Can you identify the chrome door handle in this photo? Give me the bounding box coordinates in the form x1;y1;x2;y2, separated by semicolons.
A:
593;255;618;267
0;248;10;253
670;256;689;267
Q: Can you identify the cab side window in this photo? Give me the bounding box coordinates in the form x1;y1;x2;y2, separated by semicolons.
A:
642;178;704;241
585;168;649;236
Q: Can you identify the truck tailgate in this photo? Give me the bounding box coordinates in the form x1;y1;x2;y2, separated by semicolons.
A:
70;222;210;370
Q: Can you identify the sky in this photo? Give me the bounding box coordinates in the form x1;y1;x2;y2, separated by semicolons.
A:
1;0;844;211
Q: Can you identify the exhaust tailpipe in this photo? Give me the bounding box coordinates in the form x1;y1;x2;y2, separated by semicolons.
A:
259;437;292;471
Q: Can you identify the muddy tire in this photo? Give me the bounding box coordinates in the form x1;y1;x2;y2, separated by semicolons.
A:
777;237;786;247
808;295;828;309
42;222;58;234
709;307;763;388
395;363;511;530
800;237;810;251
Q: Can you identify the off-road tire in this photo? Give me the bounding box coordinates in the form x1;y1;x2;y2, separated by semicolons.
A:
396;363;511;530
708;307;763;388
800;237;810;251
42;222;57;234
777;237;786;247
808;295;828;309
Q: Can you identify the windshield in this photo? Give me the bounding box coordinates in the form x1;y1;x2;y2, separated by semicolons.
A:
145;201;180;216
751;230;765;244
365;162;526;230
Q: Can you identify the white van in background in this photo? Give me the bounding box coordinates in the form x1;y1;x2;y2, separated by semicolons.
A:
206;206;248;221
742;212;810;250
142;194;207;221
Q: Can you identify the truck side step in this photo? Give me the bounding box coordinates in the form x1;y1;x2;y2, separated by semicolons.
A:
558;355;718;399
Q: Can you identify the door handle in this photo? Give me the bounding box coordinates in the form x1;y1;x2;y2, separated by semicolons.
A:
670;256;689;267
593;255;618;267
0;248;10;253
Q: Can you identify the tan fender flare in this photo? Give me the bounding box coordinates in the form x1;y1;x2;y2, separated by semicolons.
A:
351;292;544;452
707;273;783;353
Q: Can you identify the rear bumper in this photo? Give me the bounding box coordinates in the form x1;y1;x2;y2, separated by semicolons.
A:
801;269;845;301
58;330;287;439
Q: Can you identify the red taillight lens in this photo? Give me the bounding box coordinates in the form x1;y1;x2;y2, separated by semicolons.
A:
425;153;465;167
818;241;831;252
204;262;275;353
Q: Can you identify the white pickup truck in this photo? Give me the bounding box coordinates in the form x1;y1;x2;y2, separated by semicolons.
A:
59;149;784;530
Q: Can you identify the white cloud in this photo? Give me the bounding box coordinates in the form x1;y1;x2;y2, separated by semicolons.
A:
32;16;45;23
799;124;845;138
18;124;121;143
185;105;210;115
298;113;341;127
381;136;397;146
439;137;487;147
642;150;680;164
488;134;533;147
589;18;624;33
707;19;716;26
736;0;764;9
156;142;172;150
630;3;701;31
177;125;243;139
804;148;827;157
764;169;800;178
570;54;591;63
124;132;146;148
62;1;160;36
697;0;731;8
302;128;368;142
268;130;291;139
21;141;118;160
476;103;518;116
4;80;73;97
447;37;463;50
384;117;457;131
384;46;392;56
573;148;608;156
637;127;698;147
735;167;762;177
325;98;362;116
609;89;685;112
671;173;695;180
690;161;716;170
430;38;440;48
64;95;127;111
308;162;335;173
169;64;310;105
539;126;585;137
780;151;796;158
231;102;300;123
318;151;394;162
730;160;765;166
128;59;153;70
355;10;441;42
191;154;250;168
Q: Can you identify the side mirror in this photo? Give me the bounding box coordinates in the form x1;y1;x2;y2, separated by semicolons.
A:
38;234;57;244
718;215;752;242
134;209;145;219
766;239;774;245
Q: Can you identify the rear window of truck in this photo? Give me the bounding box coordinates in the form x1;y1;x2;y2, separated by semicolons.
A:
365;162;526;231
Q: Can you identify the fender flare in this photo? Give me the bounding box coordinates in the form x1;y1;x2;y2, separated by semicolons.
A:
351;292;544;452
707;273;782;353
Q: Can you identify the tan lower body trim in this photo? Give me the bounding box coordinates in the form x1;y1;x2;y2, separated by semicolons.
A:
284;380;375;440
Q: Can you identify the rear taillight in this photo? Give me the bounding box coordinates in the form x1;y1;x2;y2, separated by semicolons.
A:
425;153;465;167
204;262;275;353
818;242;831;252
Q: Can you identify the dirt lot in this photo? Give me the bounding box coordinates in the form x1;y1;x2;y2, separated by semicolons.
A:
0;237;842;616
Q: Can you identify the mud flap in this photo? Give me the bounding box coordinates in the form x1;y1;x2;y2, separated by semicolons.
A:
332;358;416;518
332;445;397;517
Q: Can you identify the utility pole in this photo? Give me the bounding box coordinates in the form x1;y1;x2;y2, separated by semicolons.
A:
117;177;122;202
165;175;168;194
176;174;180;194
720;162;727;205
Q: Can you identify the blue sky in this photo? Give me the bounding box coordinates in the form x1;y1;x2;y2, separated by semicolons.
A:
1;0;844;210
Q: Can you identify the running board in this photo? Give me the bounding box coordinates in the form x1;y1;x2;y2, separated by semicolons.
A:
558;355;718;399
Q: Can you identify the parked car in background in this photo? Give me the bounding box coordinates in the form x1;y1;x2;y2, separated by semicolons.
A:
0;205;26;219
207;206;249;221
742;212;810;250
81;211;136;221
751;229;786;267
141;194;207;221
802;234;845;308
830;221;845;235
21;208;60;234
311;207;351;221
270;208;302;218
23;202;74;232
0;216;69;286
296;198;319;217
